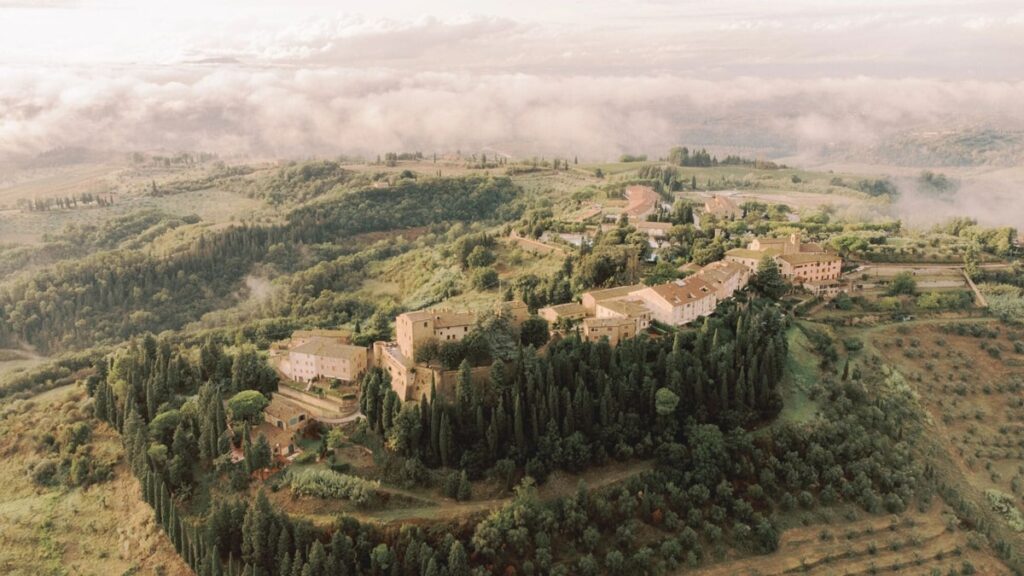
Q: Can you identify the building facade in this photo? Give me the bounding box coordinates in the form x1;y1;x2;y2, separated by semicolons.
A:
396;310;475;363
777;253;842;283
582;317;637;347
631;277;717;326
594;298;652;334
285;337;368;384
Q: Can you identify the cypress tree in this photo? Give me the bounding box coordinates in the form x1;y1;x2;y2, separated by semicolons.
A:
447;541;469;576
439;413;453;468
513;393;526;457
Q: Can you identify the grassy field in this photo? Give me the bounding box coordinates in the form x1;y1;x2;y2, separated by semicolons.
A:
0;350;49;388
0;156;271;247
0;161;125;208
0;385;189;576
775;326;824;425
0;187;267;246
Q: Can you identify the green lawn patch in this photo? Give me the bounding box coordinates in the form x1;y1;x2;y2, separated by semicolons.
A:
777;326;822;424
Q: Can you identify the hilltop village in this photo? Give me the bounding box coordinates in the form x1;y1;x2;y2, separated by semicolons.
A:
7;152;1024;576
274;186;843;413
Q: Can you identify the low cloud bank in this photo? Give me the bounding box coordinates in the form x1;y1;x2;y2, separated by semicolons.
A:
894;175;1024;230
2;66;1022;163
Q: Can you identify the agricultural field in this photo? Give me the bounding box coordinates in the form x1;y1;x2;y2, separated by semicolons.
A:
696;502;1009;575
869;320;1024;507
0;385;189;576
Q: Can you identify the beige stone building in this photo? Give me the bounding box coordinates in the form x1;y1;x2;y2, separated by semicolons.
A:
538;302;588;325
696;260;751;300
724;248;777;271
748;232;823;256
495;299;531;327
594;298;652;334
631;277;717;326
285;336;368;384
703;195;742;220
396;310;475;364
777;252;842;283
374;341;417;400
725;232;842;287
376;307;502;402
373;341;491;402
582;317;637;347
634;220;673;239
264;395;309;431
581;284;646;314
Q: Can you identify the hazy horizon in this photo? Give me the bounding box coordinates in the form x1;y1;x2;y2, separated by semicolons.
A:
2;0;1023;161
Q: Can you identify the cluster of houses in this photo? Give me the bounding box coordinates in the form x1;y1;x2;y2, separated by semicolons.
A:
273;186;842;408
725;232;842;295
278;303;533;403
533;230;842;346
538;259;751;346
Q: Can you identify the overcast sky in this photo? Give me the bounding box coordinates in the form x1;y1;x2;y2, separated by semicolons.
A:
1;0;1022;160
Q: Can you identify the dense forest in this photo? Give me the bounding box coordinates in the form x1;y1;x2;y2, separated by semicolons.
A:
0;176;520;352
81;294;933;575
361;304;787;481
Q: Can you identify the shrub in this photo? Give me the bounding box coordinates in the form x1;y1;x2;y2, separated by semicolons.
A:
985;489;1024;532
888;272;917;296
288;468;376;505
470;267;499;290
843;337;863;352
28;457;60;486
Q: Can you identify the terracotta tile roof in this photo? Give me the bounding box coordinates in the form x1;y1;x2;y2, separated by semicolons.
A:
778;252;841;265
583;284;646;302
597;299;651;318
634;221;673;231
647;277;715;306
540;302;588;317
702;260;748;275
726;248;779;259
624;185;658;217
400;310;475;328
290;339;366;360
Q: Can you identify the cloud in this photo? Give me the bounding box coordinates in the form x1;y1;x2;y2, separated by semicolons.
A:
240;15;526;64
1;65;1022;165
